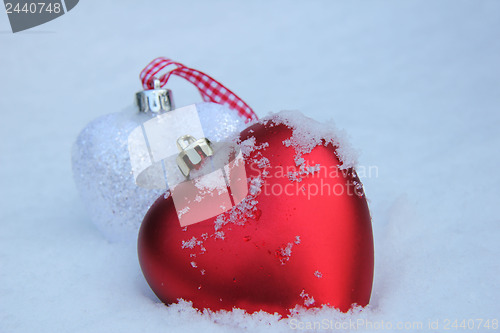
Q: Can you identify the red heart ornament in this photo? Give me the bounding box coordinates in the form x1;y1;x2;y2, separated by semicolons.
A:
138;113;374;316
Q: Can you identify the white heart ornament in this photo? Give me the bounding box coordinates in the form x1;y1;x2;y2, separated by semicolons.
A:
72;102;248;242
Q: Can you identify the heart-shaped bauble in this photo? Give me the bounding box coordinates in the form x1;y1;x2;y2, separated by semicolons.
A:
72;102;248;242
138;111;374;316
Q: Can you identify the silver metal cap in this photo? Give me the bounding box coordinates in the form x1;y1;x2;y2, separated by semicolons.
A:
135;79;174;114
176;135;214;177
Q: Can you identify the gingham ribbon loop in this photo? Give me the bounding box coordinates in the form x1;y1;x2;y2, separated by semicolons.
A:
140;57;257;123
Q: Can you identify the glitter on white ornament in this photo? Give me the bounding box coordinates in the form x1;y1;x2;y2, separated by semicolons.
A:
72;102;249;242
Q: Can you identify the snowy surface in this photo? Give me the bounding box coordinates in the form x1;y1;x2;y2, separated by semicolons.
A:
1;1;499;332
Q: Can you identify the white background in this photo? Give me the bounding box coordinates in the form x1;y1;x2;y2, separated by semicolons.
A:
1;1;499;332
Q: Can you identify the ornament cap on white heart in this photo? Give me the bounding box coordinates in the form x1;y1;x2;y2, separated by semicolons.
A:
135;78;174;114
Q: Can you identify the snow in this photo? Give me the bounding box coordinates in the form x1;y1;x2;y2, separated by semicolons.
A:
213;174;263;232
270;110;357;169
300;290;316;307
193;169;228;194
278;242;295;265
1;1;500;332
181;237;199;250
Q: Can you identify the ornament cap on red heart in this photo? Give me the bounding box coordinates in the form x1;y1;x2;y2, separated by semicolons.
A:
138;111;374;316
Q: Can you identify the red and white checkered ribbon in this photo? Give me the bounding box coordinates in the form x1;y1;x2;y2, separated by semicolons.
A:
140;57;258;123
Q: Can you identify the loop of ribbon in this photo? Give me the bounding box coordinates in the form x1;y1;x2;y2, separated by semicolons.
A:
140;57;258;123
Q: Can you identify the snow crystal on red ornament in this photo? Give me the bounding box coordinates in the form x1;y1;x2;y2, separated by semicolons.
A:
265;110;358;170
